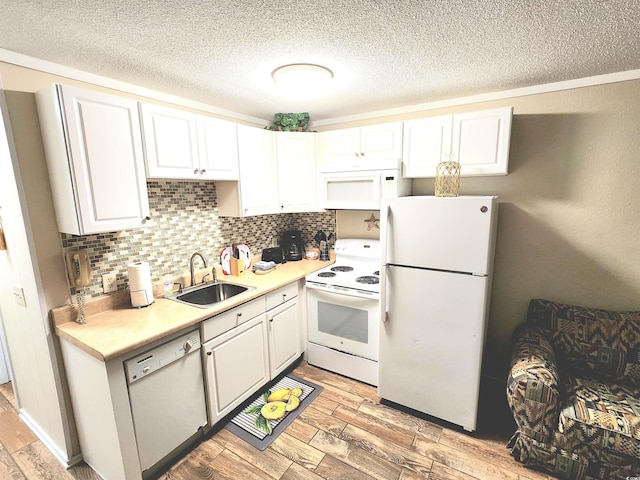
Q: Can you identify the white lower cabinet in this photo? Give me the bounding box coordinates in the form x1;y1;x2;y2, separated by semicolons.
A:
201;281;302;427
266;284;301;378
202;314;270;426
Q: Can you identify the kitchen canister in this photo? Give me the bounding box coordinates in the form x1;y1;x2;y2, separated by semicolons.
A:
128;261;154;308
435;159;461;197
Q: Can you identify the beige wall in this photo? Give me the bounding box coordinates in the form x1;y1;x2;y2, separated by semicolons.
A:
327;81;640;377
0;62;261;126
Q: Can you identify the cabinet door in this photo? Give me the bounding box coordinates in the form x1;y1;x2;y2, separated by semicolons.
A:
57;85;150;234
402;115;453;178
267;299;301;379
275;133;317;213
196;116;239;180
319;128;360;165
236;125;278;216
139;103;199;179
360;122;403;164
202;314;270;426
451;107;512;176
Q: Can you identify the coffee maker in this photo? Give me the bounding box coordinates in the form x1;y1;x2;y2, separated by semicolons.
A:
281;230;304;261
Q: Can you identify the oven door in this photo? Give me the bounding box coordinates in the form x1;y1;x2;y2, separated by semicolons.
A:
306;286;379;361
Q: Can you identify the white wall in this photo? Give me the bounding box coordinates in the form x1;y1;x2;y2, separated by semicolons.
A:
0;310;10;384
0;77;79;464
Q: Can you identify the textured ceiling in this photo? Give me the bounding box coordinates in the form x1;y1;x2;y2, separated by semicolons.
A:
1;1;640;122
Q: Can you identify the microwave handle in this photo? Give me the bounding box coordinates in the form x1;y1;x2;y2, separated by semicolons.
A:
380;203;390;322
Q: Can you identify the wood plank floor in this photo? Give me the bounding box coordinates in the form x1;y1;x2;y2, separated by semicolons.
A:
0;362;555;479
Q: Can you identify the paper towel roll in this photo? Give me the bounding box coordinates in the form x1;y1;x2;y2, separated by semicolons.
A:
128;261;154;308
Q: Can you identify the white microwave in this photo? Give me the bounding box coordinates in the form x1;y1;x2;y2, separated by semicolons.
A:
320;168;411;210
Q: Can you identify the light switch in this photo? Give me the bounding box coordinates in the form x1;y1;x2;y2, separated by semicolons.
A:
12;286;26;306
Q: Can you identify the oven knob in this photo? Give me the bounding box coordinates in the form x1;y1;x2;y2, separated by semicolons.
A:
183;339;194;352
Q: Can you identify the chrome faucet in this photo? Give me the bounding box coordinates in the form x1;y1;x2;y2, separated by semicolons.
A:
189;252;207;287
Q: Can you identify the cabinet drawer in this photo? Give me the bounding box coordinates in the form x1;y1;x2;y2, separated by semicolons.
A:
266;282;298;311
201;296;266;341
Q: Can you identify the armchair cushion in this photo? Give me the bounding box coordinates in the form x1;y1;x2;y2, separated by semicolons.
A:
559;376;640;458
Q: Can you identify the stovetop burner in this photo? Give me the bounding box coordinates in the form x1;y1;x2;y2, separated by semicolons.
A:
318;271;337;278
356;276;380;285
306;239;381;295
331;265;354;273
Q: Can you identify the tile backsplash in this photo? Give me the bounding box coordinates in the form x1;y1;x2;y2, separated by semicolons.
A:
61;180;335;297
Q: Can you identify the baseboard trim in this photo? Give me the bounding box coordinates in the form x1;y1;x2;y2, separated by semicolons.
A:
18;410;83;468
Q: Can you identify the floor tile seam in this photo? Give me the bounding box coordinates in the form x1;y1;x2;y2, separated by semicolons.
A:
0;441;29;480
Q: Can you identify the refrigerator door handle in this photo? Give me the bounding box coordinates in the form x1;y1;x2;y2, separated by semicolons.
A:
380;204;390;266
380;203;391;322
381;264;389;322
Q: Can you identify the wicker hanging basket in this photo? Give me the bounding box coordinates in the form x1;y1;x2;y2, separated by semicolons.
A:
435;160;461;197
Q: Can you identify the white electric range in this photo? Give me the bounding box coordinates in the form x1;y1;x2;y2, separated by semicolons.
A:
305;239;380;386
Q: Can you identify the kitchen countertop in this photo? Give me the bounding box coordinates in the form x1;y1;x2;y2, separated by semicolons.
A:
52;256;333;362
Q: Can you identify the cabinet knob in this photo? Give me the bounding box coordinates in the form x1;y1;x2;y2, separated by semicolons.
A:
200;169;206;174
355;152;360;157
360;152;365;157
194;168;200;174
141;215;152;224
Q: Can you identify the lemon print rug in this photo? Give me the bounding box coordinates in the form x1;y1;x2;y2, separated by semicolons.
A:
224;374;323;450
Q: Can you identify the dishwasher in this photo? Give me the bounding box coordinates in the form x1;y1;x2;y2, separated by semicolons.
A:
125;330;207;475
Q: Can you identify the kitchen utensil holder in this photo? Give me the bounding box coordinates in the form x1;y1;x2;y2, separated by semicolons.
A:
435;160;461;197
230;257;245;276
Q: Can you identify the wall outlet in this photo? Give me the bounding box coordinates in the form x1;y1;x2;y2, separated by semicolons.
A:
102;273;117;293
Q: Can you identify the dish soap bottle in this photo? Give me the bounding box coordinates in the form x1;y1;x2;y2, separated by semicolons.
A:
163;276;174;296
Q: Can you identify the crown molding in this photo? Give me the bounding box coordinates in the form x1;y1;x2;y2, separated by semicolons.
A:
311;68;640;127
0;48;270;126
3;48;639;129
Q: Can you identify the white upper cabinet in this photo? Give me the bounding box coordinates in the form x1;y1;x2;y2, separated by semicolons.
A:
139;103;239;180
402;107;513;177
36;84;151;235
275;132;317;213
217;125;278;217
318;122;403;170
450;108;512;175
139;103;199;178
402;114;452;177
196;116;239;180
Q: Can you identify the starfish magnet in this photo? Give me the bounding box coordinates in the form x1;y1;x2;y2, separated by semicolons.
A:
364;213;380;231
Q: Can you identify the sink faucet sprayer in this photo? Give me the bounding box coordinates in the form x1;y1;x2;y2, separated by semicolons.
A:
189;252;208;287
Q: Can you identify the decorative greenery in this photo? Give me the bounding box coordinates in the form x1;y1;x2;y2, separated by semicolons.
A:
244;390;274;435
265;112;312;132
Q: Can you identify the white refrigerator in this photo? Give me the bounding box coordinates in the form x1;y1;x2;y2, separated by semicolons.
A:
378;195;498;432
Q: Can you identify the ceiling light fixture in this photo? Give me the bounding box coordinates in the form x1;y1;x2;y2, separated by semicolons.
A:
272;63;333;99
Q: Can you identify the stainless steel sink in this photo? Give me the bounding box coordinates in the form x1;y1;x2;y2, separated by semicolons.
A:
166;282;254;308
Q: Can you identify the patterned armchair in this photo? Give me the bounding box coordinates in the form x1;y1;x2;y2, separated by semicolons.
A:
506;299;640;480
